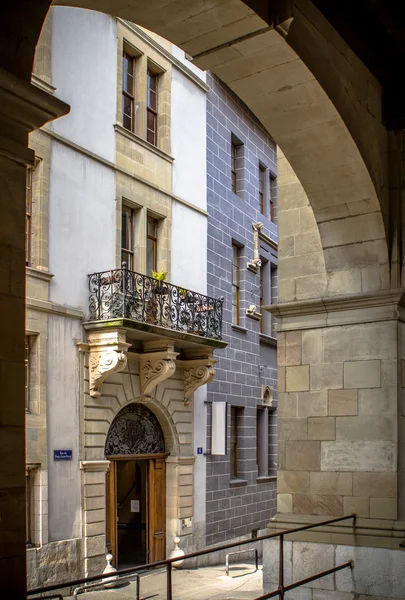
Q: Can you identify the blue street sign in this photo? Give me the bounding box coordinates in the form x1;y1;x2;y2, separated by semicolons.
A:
54;450;72;461
197;447;203;455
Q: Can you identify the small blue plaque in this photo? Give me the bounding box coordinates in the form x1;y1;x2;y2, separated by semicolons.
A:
197;447;203;455
54;450;72;461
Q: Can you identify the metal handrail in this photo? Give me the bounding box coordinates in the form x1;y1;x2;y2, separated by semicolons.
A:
27;514;356;599
88;263;224;340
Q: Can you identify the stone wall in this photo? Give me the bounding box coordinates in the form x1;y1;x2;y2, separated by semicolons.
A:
205;73;278;546
263;539;405;599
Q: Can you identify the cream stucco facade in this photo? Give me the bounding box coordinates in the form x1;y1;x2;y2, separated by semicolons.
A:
25;7;224;588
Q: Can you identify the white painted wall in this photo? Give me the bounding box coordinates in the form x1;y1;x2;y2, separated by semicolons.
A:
171;58;207;295
172;46;207;83
49;142;115;311
51;7;117;162
47;315;82;541
171;66;207;211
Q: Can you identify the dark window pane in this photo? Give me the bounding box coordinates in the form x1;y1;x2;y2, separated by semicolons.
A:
147;217;156;238
147;238;156;274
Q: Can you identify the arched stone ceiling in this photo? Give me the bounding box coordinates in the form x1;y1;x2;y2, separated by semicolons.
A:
48;0;390;292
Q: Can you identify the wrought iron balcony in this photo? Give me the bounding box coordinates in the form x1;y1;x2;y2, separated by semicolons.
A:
88;264;224;340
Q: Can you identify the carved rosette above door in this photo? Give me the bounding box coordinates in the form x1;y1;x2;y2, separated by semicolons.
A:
78;327;131;398
180;350;217;402
140;341;179;398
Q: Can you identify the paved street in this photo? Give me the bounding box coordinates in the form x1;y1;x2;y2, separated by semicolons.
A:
69;563;263;600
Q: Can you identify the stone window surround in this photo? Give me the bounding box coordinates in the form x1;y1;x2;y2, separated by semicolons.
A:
116;198;168;277
25;331;40;415
118;32;169;153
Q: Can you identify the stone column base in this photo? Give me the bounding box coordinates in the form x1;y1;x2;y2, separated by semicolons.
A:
263;538;405;599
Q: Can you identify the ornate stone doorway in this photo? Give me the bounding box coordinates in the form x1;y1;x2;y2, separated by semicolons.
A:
105;403;168;567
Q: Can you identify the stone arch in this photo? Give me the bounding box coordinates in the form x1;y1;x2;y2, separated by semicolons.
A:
37;0;388;296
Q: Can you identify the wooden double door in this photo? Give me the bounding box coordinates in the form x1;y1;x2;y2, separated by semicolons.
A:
106;454;167;568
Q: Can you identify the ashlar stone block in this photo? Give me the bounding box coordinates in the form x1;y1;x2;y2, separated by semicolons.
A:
343;360;381;389
286;365;310;392
277;493;293;513
328;389;358;416
370;497;397;520
353;472;397;498
278;470;310;494
310;472;352;496
343;496;369;518
308;417;335;441
286;441;320;471
321;441;395;472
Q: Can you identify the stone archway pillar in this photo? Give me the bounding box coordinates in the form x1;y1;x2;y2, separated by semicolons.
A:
264;290;405;597
0;70;68;596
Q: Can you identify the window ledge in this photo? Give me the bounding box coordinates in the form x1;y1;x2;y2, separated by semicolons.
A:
229;478;248;488
114;124;174;163
231;324;248;334
256;475;277;484
259;333;277;347
26;266;54;282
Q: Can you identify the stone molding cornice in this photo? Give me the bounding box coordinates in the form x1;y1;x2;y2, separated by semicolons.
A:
26;266;54;282
140;342;179;398
80;460;110;473
264;289;405;330
179;351;217;401
26;297;83;320
118;19;210;93
268;513;405;551
0;68;69;165
78;327;131;398
31;74;56;96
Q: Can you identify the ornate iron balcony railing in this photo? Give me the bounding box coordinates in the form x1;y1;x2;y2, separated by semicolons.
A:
88;264;224;340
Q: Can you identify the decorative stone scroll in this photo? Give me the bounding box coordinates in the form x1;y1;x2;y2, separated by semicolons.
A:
78;327;131;398
140;341;179;398
181;350;217;402
247;222;263;273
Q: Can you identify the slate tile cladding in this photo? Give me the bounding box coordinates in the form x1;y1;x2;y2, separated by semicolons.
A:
206;73;278;546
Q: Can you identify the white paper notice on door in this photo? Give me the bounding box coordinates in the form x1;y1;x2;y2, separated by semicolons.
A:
131;500;140;513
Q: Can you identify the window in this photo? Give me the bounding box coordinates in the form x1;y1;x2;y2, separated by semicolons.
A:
231;135;243;195
270;174;277;222
268;409;277;476
121;204;135;270
259;266;264;333
25;336;31;412
257;408;268;477
231;142;238;194
232;243;241;325
271;266;278;337
122;51;135;132
259;165;265;215
257;407;277;477
147;216;158;275
26;167;33;266
147;69;158;145
259;259;272;336
230;407;242;479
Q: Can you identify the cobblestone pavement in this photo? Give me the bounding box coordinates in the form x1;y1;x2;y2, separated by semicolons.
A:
69;563;263;600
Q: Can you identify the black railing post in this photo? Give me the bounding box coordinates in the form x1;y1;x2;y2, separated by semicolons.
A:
121;262;127;318
279;533;284;599
167;561;173;600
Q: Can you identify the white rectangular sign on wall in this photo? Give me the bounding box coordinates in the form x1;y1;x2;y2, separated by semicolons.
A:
211;401;227;455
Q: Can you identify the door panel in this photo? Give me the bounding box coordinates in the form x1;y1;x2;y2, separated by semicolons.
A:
148;458;166;562
106;461;118;566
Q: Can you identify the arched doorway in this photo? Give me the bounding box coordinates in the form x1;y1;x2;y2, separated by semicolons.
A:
105;403;168;567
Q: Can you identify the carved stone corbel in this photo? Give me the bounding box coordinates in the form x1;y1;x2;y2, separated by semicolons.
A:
140;341;179;398
247;222;263;273
79;328;131;398
181;350;217;402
